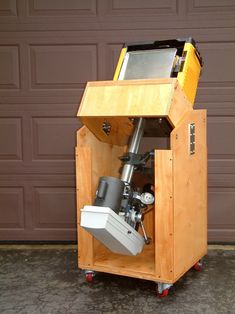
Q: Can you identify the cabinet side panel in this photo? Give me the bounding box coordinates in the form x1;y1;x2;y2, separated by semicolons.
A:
168;80;192;127
76;145;94;267
171;110;207;281
76;126;126;266
155;150;174;282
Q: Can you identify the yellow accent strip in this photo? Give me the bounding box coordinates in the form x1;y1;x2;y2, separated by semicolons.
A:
113;47;127;81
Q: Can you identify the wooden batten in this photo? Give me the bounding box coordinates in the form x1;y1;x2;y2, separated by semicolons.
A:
155;150;174;282
76;145;94;267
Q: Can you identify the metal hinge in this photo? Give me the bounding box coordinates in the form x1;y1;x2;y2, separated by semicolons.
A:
189;123;195;155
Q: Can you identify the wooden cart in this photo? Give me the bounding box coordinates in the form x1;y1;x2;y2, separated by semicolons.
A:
75;78;207;296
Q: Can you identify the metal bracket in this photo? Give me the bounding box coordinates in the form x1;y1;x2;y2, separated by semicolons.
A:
119;150;154;166
189;123;195;155
102;120;111;135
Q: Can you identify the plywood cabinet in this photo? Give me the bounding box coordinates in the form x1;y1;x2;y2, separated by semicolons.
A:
76;79;207;284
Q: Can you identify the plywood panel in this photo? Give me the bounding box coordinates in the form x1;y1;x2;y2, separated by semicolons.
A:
78;116;133;146
78;79;191;146
78;79;175;118
76;126;125;183
76;126;126;267
168;83;192;126
94;244;156;281
171;110;207;280
79;79;192;127
76;145;94;266
155;150;174;282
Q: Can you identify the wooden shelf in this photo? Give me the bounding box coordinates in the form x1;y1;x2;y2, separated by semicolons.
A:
93;243;156;281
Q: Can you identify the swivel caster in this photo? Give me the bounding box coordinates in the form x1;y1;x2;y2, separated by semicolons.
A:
193;260;203;271
85;270;95;282
156;282;172;298
158;288;169;298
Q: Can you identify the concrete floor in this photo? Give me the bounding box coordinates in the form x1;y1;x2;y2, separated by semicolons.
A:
0;246;234;314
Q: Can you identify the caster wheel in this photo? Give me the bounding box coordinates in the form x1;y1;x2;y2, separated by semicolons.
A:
193;261;202;271
156;282;172;298
85;272;94;282
157;288;169;298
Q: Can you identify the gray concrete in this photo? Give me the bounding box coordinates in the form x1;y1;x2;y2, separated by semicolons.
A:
0;247;234;314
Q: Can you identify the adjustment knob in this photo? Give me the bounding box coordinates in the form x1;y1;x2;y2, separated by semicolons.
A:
140;192;154;205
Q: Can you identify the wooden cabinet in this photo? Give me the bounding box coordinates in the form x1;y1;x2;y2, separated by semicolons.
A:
76;78;207;284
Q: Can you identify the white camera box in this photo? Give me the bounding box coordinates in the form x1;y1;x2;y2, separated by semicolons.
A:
80;206;144;256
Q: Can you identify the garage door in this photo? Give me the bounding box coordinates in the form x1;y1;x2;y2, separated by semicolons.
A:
0;0;235;242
